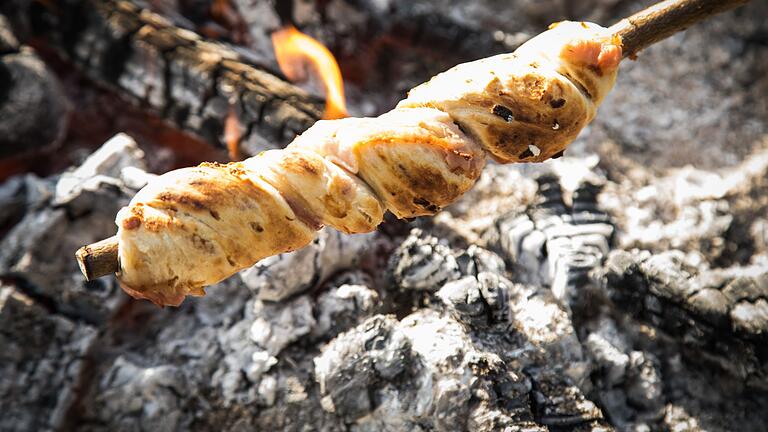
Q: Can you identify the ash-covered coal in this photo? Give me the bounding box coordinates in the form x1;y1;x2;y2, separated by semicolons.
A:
0;286;97;432
601;248;768;388
0;133;152;431
240;228;376;301
489;172;614;307
0;133;149;323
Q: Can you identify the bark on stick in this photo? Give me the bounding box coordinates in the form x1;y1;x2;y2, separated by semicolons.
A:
610;0;750;59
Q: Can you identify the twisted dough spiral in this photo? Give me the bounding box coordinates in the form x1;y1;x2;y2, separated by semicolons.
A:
115;21;621;305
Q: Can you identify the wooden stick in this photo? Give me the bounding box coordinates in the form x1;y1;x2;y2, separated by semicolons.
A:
73;0;752;281
76;236;119;281
610;0;751;59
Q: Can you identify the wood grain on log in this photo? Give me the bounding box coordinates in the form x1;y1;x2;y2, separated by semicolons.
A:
602;250;768;387
24;0;323;155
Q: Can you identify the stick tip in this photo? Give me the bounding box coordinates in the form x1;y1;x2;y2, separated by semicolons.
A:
75;236;120;281
75;245;93;281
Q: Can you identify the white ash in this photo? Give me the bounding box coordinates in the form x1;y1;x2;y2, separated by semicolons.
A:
590;0;768;169
600;248;768;393
250;295;315;356
312;279;382;339
214;316;265;405
582;317;667;429
314;279;604;431
54;133;148;216
388;228;461;291
79;279;268;427
436;163;537;241
506;283;590;386
625;351;664;412
0;285;98;432
0;132;156;431
95;356;187;431
601;145;768;262
120;166;157;190
391;226;592;384
390;230;513;326
314;311;545;431
55;133;146;202
247;350;278;382
313;315;413;423
2;1;768;430
436;271;511;328
585;333;630;386
240;227;376;301
5;137;765;430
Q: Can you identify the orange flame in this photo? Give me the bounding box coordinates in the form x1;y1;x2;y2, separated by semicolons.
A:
224;104;242;161
271;25;347;120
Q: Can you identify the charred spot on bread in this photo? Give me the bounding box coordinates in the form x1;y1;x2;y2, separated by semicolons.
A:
518;147;535;159
550;98;566;108
413;197;440;213
492;104;515;122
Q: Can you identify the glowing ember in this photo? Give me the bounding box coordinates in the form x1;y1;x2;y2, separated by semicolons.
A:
224;104;241;161
271;25;348;120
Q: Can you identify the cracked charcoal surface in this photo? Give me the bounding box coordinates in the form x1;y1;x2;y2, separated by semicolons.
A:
3;124;764;432
601;249;768;388
315;310;604;431
388;228;462;292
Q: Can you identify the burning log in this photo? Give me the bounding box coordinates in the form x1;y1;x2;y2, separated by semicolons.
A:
601;249;768;388
17;0;323;156
75;0;752;307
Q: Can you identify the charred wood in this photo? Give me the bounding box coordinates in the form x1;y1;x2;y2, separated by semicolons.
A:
601;249;768;389
17;0;323;156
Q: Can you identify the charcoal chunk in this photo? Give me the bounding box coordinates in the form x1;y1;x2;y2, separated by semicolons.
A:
601;249;768;387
